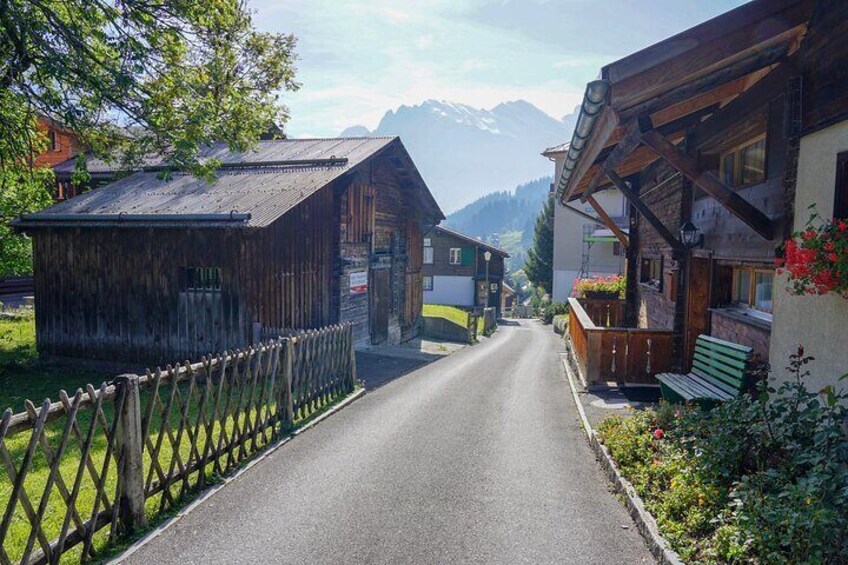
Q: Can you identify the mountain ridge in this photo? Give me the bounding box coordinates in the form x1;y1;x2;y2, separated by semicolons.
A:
340;99;575;212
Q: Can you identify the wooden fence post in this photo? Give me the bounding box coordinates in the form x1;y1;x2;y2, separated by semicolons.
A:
282;338;295;427
115;374;147;534
347;324;357;392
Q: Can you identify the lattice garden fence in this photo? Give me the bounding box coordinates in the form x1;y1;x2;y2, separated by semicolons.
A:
0;323;356;564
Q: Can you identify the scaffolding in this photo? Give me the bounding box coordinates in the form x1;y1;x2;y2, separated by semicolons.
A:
578;223;627;280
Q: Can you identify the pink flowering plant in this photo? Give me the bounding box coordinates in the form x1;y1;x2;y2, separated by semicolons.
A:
780;207;848;297
573;275;626;298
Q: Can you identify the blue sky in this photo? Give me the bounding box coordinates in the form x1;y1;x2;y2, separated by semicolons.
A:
252;0;749;138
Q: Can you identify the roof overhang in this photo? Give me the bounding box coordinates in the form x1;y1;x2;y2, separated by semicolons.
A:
556;0;813;205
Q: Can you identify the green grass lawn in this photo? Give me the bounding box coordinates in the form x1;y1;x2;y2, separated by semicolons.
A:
0;312;352;563
422;304;484;334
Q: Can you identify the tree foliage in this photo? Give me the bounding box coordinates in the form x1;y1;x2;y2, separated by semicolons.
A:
524;196;555;293
0;0;299;274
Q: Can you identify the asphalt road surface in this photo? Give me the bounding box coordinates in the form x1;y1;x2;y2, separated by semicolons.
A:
121;319;653;564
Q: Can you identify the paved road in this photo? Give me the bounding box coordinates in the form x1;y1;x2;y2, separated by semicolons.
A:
122;320;653;564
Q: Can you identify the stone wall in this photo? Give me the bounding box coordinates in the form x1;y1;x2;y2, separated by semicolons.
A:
710;310;771;364
636;161;684;331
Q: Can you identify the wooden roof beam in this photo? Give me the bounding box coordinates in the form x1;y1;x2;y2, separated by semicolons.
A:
616;43;789;121
586;195;629;249
579;119;646;203
639;129;775;240
604;168;685;252
690;56;800;148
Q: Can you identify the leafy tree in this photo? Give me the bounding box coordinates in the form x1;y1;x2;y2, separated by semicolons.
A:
0;0;299;275
524;196;554;293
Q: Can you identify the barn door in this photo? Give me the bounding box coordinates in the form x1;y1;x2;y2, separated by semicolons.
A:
370;268;390;344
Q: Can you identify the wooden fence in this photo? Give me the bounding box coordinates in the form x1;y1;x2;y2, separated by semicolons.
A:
0;323;356;565
567;298;673;386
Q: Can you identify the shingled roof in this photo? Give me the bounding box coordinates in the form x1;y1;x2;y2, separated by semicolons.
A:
17;137;443;229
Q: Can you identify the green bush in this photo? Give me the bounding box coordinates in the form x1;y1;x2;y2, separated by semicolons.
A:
597;350;848;564
542;301;569;324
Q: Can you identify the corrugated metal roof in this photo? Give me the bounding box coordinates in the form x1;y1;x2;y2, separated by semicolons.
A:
21;137;427;229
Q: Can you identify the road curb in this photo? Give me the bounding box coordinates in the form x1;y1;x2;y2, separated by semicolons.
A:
561;356;685;565
108;387;367;564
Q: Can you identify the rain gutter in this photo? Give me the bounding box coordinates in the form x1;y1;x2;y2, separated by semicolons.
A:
555;80;611;204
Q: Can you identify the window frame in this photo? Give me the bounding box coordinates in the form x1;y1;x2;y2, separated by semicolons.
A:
423;246;434;264
449;247;462;265
834;151;848;219
423;275;433;291
639;256;663;292
181;266;223;293
731;267;774;313
719;134;767;189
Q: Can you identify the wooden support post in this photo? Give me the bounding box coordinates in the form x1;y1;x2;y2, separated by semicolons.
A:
639;129;775;240
115;374;147;534
604;168;685;252
586;195;629;248
624;178;641;327
282;338;295;426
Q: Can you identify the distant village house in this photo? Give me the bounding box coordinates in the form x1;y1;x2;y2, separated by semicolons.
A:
422;225;509;313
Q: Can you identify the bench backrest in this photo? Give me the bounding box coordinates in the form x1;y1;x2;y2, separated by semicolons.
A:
691;335;753;396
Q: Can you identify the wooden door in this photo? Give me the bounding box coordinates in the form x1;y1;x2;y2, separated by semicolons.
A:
370;268;390;344
684;257;711;370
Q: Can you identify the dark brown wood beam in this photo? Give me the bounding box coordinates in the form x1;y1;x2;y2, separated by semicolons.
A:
617;44;789;120
586;195;629;248
580;120;645;202
690;56;799;149
604;168;685;251
639;130;775;240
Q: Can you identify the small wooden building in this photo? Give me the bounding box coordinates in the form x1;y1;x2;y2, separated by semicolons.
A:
422;225;509;312
14;137;443;363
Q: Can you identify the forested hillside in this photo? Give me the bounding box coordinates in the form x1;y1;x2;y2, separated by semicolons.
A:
443;176;551;269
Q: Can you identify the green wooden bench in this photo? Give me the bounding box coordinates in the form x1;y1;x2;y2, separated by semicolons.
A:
657;335;754;406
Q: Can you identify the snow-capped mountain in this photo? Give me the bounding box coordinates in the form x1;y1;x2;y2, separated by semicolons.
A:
341;100;577;212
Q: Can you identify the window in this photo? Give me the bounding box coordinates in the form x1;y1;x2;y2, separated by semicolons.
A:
423;276;433;291
720;136;766;188
639;256;663;291
48;130;60;152
423;247;434;264
835;151;848;219
449;248;462;265
181;267;222;292
732;267;773;312
423;238;431;247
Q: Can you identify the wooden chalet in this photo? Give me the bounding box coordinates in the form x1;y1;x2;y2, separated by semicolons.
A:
14;137;443;363
557;0;847;387
422;225;509;314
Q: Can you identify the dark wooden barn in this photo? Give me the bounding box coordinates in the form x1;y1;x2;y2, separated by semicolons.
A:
14;137;443;363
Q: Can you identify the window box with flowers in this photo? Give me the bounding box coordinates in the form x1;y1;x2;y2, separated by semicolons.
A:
780;209;848;297
573;275;626;299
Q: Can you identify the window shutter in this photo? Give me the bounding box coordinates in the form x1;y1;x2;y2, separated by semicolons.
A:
462;248;475;266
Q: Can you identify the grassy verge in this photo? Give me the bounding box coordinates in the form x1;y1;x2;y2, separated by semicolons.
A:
422;304;484;334
0;313;359;563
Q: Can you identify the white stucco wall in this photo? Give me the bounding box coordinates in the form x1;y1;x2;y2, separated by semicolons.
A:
551;179;627;303
769;120;848;394
424;275;475;307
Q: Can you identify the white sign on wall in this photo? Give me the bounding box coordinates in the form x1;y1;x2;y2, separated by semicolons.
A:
349;271;368;295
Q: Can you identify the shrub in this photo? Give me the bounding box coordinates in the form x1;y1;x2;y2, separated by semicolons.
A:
542;301;569;324
597;350;848;564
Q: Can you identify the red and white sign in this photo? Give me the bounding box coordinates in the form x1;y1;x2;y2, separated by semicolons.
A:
349;271;368;295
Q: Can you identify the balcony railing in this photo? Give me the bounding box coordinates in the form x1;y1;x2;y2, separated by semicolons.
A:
567;297;674;386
